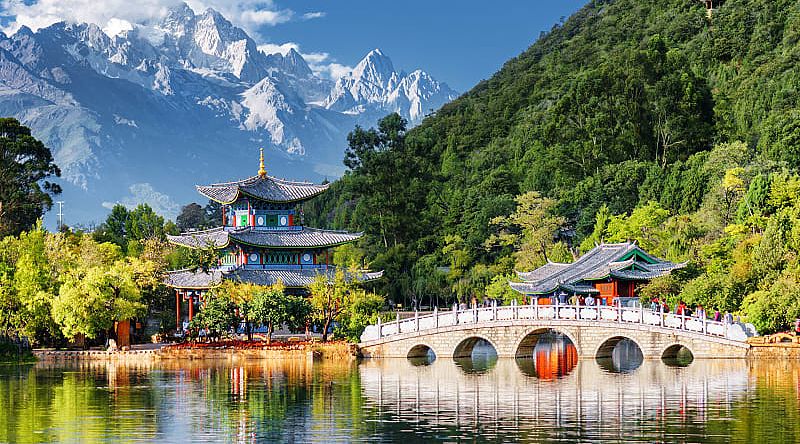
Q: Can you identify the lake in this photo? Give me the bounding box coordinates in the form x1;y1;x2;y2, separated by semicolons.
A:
1;338;799;443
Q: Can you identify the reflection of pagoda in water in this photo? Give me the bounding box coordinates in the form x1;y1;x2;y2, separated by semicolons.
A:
532;338;578;380
164;149;382;323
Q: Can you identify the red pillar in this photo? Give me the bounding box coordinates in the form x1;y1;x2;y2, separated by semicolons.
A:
188;295;194;321
175;290;181;332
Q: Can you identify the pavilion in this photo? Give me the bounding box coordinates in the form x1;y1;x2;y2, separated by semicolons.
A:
509;242;685;306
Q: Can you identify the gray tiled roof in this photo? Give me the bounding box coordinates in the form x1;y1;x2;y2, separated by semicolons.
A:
229;227;363;248
167;227;363;249
167;228;229;249
516;262;570;282
196;175;330;204
510;242;684;295
164;269;224;288
228;268;384;288
163;267;383;289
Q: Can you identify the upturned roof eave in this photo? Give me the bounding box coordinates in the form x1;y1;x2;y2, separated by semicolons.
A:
195;177;330;205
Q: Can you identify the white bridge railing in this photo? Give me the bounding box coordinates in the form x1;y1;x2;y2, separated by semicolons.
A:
360;303;755;343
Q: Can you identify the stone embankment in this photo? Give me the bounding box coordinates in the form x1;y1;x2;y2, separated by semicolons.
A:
33;342;357;363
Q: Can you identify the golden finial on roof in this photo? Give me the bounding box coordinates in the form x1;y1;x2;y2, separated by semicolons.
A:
258;148;267;177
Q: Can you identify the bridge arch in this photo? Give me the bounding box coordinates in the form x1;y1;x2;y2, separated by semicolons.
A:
594;335;644;360
514;327;581;358
661;343;694;364
407;343;437;359
453;335;498;359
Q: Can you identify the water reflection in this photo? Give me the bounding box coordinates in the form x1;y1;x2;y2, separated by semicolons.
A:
454;339;498;374
1;358;799;442
516;333;578;379
596;338;644;374
360;358;761;442
662;345;695;368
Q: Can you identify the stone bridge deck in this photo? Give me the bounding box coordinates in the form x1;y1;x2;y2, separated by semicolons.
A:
359;304;753;360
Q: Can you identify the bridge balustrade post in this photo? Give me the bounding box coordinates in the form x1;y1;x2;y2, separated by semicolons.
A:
453;303;458;325
434;307;438;329
415;310;419;332
639;307;644;325
596;305;600;322
377;317;382;338
492;300;497;321
703;316;707;335
473;304;477;324
535;301;539;319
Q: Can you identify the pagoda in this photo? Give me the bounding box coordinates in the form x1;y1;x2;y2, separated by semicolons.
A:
164;149;382;324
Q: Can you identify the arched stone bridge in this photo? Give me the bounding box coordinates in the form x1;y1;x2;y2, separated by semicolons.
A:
358;304;753;360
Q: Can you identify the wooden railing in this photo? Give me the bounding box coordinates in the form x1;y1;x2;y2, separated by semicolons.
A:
360;302;754;343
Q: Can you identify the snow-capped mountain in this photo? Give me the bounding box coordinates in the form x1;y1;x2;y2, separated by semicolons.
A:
324;49;457;121
0;2;457;224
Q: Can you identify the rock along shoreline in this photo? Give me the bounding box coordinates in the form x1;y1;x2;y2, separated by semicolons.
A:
32;342;358;363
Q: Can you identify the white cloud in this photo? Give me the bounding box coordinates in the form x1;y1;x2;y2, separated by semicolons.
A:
301;11;325;20
102;183;180;219
103;18;133;37
319;62;352;81
257;42;300;55
0;0;295;36
1;0;350;79
257;42;352;81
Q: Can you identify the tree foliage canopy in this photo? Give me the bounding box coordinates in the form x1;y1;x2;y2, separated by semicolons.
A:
0;118;61;237
305;0;800;333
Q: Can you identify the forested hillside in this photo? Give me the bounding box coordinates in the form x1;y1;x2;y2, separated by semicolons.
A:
306;0;800;332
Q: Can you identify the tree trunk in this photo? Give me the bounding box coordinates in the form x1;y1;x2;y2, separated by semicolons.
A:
267;322;273;344
322;318;331;342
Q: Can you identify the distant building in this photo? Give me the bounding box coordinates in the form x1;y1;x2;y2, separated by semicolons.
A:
164;149;381;324
698;0;725;17
509;242;684;306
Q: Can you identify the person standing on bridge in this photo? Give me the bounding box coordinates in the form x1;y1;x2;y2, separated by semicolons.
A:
713;309;722;322
696;304;705;319
650;298;659;312
585;295;595;306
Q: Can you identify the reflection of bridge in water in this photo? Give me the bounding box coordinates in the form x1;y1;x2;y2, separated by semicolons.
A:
359;357;753;440
359;305;753;359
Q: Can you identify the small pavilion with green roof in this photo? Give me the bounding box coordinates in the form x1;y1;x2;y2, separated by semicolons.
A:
509;242;685;306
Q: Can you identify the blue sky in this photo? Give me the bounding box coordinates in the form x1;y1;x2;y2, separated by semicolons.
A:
2;0;587;92
260;0;587;91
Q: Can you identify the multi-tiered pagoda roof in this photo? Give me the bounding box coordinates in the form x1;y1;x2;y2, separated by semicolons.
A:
164;149;381;291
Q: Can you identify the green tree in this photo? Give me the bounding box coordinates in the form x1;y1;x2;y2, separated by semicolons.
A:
93;204;129;249
487;191;566;271
249;286;311;343
0;118;61;237
52;260;146;341
126;204;167;241
190;293;238;341
336;290;385;342
176;203;206;231
309;271;352;342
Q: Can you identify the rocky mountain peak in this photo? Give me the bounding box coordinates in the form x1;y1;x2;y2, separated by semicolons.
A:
0;6;456;223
